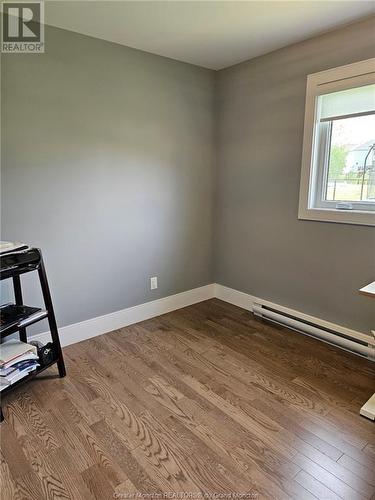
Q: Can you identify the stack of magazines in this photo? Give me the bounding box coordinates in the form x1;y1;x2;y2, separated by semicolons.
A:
0;241;28;254
0;339;39;391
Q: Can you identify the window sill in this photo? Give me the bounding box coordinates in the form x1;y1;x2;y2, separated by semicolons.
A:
298;207;375;226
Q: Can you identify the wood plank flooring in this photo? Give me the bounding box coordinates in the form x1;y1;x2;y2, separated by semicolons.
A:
1;298;374;499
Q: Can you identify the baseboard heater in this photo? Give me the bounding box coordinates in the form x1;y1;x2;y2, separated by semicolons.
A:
253;302;375;361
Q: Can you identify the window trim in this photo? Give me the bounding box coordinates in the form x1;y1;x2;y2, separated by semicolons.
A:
298;58;375;226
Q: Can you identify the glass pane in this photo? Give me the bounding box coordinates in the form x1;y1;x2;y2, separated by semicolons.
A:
325;114;375;202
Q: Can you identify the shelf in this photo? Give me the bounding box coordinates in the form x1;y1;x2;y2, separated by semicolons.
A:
1;304;48;338
0;246;65;422
359;281;375;299
0;358;59;396
0;263;40;281
0;247;41;281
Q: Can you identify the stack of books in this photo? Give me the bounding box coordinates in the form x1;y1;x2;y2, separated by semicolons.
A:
0;340;39;391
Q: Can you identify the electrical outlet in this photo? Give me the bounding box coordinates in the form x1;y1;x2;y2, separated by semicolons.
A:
150;276;158;290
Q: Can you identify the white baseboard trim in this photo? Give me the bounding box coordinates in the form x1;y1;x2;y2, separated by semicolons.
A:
214;283;257;311
31;281;368;350
32;284;215;347
214;283;371;345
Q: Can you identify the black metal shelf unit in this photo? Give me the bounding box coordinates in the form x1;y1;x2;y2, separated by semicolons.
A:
1;304;49;338
0;247;66;421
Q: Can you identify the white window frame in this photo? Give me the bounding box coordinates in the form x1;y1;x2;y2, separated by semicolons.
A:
298;58;375;226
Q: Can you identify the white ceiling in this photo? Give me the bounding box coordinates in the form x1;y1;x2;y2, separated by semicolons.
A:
45;1;375;70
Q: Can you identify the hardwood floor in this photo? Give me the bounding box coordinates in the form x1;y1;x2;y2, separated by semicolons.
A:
1;298;374;500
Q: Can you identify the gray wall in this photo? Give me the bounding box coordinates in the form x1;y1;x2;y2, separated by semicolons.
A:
214;17;375;333
2;18;374;335
1;26;215;329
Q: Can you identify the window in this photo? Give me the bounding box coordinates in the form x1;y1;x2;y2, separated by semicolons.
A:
298;59;375;226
